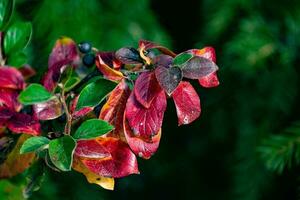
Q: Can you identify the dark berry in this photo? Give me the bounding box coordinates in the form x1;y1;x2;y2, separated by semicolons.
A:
78;42;92;53
82;53;95;67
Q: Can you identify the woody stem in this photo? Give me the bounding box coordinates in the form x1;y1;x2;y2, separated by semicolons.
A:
60;86;72;135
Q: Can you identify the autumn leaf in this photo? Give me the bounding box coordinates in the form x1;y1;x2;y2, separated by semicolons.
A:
73;157;115;190
33;96;64;120
155;65;182;95
181;56;218;79
188;47;216;63
125;90;166;138
123;115;161;159
75;140;110;159
188;47;220;88
134;71;162;108
198;72;219;88
76;137;139;178
99;80;130;138
95;52;124;82
0;134;35;178
0;67;25;90
42;37;79;91
7;113;41;136
172;81;201;125
138;39;176;57
70;95;93;119
115;47;143;64
0;88;22;112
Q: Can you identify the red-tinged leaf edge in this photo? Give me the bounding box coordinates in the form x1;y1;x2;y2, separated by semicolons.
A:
134;71;162;108
187;47;220;88
172;81;201;126
70;95;93;119
123;114;161;159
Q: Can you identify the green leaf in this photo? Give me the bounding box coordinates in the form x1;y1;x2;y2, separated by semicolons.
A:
64;77;80;92
18;83;54;105
48;135;76;171
23;160;45;199
7;51;27;68
173;53;193;66
20;136;50;154
76;78;117;110
3;21;32;55
0;0;14;30
73;119;114;140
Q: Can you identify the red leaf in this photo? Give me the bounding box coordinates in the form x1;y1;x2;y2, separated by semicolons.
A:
134;71;162;108
33;97;63;120
188;47;220;88
95;52;124;82
99;80;130;138
75;140;110;159
43;37;79;91
0;88;22;112
70;95;93;119
138;39;176;57
7;113;41;136
0;107;14;126
123;115;161;159
198;72;219;88
125;90;166;138
0;67;25;90
79;137;139;178
188;47;216;63
172;81;201;126
18;65;36;80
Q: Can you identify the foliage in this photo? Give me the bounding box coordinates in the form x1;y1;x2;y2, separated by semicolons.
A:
0;0;221;198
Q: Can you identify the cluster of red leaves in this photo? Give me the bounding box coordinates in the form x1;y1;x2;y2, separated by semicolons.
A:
1;38;219;188
69;40;220;182
0;67;40;136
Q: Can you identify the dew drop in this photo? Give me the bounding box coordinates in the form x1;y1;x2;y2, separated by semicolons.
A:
183;116;189;124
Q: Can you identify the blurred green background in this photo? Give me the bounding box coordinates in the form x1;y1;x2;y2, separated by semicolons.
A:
2;0;300;199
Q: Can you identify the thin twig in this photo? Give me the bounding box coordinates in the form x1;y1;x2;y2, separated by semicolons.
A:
59;84;72;135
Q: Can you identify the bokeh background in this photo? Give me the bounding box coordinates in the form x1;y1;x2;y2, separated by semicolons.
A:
2;0;300;199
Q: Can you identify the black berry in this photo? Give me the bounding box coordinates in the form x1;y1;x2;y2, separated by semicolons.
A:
82;53;95;67
78;42;92;53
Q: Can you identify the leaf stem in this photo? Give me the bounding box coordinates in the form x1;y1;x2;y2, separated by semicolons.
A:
59;85;72;135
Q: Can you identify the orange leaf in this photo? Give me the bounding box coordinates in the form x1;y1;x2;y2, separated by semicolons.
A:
0;134;35;178
95;53;124;82
99;80;130;139
73;156;115;190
